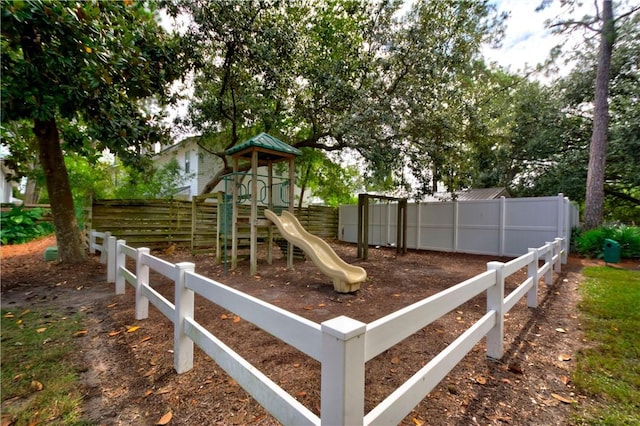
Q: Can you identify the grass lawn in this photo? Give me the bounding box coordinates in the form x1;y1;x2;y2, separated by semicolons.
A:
1;308;90;425
574;266;640;425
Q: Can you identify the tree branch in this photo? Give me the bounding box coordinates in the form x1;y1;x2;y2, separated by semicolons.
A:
604;187;640;205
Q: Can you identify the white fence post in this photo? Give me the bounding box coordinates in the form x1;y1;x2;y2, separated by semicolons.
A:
320;316;366;426
544;242;553;285
135;248;150;320
527;248;539;308
554;238;563;273
107;236;117;283
100;231;111;264
562;198;570;264
452;201;459;252
115;239;126;295
89;229;96;254
486;261;505;359
174;262;196;374
499;196;506;256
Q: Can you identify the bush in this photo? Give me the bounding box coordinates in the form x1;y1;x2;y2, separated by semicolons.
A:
0;206;55;245
574;225;640;259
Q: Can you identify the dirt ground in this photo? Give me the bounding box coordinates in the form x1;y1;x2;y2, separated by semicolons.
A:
2;235;636;425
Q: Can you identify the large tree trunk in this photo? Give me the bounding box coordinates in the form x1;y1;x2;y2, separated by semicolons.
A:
584;0;614;229
34;119;87;263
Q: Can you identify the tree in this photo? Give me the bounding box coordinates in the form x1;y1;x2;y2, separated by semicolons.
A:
295;148;361;209
166;0;505;197
547;0;640;228
1;1;182;262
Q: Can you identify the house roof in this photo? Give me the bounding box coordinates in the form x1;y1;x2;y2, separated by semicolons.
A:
225;133;302;161
422;187;510;202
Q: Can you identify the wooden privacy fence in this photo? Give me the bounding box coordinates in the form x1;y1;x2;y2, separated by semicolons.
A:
86;198;338;252
90;229;566;425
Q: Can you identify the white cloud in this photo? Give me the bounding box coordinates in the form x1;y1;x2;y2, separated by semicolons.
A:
483;0;593;75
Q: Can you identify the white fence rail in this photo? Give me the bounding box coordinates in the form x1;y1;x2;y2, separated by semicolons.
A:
340;193;578;260
92;230;566;426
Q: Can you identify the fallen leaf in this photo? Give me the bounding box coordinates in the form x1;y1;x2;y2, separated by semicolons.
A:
295;391;307;397
501;378;512;385
233;316;241;323
560;376;571;385
551;393;574;404
127;325;140;333
391;356;400;364
318;303;326;307
475;375;487;385
555;328;566;333
107;303;118;308
144;390;154;397
303;306;313;310
3;313;14;318
392;293;401;297
30;380;44;392
144;369;156;377
36;328;47;333
16;319;22;325
558;353;571;361
140;336;152;343
220;314;229;320
412;418;425;426
156;411;172;425
13;374;23;381
293;363;301;368
73;330;88;337
108;330;122;337
20;309;30;316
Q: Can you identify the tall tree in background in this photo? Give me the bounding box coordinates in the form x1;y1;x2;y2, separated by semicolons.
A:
1;1;182;262
548;0;640;228
585;0;614;229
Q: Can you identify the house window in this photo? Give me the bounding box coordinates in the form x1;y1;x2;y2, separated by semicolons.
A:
184;152;190;174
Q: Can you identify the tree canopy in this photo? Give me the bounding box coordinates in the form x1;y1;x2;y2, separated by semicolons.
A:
165;0;506;196
1;0;183;261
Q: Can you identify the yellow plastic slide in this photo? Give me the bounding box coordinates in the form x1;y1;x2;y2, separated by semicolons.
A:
264;209;366;293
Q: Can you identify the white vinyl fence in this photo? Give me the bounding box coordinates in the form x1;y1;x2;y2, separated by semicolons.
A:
340;193;578;260
91;230;565;426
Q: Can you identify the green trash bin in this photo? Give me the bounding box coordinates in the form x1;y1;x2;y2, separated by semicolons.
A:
603;239;621;263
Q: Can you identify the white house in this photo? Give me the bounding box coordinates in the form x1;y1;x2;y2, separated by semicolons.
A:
153;135;308;204
0;159;21;204
153;136;223;199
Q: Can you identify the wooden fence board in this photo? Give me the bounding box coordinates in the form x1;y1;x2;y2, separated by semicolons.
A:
87;199;339;252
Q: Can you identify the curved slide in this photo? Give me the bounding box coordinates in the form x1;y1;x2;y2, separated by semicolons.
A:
264;209;366;293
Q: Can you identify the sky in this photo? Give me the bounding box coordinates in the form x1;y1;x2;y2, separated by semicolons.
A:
482;0;593;75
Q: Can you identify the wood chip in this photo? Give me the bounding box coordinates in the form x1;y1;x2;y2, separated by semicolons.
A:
551;393;574;404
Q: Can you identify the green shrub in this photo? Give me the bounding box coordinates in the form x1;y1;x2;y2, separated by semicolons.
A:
0;206;55;245
574;225;640;259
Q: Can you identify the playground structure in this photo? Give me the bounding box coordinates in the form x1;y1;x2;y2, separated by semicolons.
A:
265;209;366;293
222;133;301;275
357;193;408;259
220;133;366;292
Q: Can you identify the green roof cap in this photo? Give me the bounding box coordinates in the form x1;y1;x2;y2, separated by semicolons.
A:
225;133;302;157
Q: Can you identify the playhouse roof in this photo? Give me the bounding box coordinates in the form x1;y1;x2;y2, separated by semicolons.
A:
225;133;302;161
